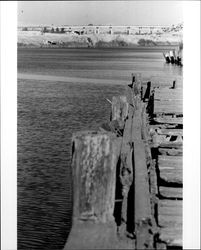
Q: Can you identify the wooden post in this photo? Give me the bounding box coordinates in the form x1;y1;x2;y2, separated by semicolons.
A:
172;80;176;89
72;131;121;222
111;96;129;122
109;26;113;35
96;27;99;34
131;73;142;110
64;131;122;249
143;81;151;101
146;90;154;117
141;86;144;100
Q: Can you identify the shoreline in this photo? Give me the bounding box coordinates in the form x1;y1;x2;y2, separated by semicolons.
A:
18;30;182;49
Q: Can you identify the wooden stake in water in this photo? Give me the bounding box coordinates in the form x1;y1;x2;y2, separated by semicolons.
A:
65;131;122;249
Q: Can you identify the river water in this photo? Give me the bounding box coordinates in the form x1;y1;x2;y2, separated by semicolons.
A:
17;48;182;250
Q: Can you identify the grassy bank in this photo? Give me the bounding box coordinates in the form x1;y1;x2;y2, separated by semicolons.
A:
18;31;182;48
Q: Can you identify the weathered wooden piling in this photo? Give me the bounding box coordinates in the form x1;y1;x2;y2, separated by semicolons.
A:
111;96;129;122
127;73;142;111
172;80;177;89
143;81;151;101
132;105;153;249
64;131;122;249
147;90;154;117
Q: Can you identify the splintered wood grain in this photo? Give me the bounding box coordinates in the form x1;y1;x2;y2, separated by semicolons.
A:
132;105;151;221
158;200;182;246
156;128;183;136
159;166;182;184
112;96;129;122
159;141;183;149
154;117;183;125
159;186;183;199
158;200;182;227
71;131;121;223
158;155;183;169
132;104;153;249
158;148;183;156
151;134;183;149
158;155;182;184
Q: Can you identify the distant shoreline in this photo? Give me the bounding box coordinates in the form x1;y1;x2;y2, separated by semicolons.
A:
18;29;182;49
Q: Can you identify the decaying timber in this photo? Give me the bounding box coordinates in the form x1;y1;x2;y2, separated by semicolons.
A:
64;73;183;250
146;77;183;249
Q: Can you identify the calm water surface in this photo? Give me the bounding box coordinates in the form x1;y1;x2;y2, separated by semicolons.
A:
18;48;182;250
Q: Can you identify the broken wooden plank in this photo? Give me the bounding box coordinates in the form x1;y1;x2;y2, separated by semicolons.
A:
154;117;183;125
158;155;182;168
151;138;183;149
158;147;183;156
159;141;183;149
134;139;152;219
159;214;182;230
156;128;183;136
132;80;152;223
158;199;182;246
141;104;159;235
152;134;183;146
158;199;182;221
149;124;179;130
159;166;182;184
159;186;183;199
132;105;153;249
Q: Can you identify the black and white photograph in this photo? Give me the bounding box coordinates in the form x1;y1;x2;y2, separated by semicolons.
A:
1;1;200;250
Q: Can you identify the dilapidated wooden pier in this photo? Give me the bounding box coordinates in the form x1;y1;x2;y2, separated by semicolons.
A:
64;73;183;250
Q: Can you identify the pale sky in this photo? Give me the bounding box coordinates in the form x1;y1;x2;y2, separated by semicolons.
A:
18;1;183;26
